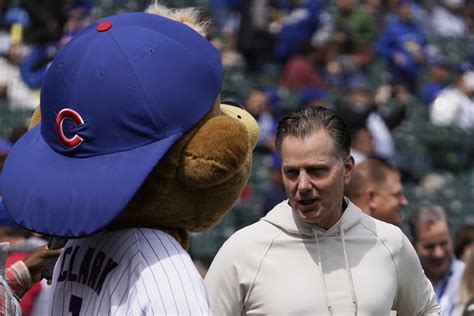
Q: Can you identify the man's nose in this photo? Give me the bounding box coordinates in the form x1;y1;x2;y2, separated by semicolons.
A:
400;195;409;207
297;172;312;192
433;245;445;258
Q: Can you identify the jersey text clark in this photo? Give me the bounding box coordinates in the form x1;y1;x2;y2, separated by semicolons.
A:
56;246;118;295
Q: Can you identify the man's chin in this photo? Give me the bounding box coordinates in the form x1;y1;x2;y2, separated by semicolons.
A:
296;208;321;223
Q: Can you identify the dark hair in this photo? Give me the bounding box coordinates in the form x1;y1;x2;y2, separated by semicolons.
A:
454;224;474;260
408;204;450;242
275;106;351;159
345;158;399;199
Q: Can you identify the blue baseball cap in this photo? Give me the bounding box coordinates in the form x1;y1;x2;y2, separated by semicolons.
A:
456;61;474;74
2;12;223;237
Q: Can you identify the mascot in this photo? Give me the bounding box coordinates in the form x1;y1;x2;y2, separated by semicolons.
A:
2;6;258;315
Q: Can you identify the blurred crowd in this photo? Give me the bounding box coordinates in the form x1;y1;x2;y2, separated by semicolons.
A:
0;0;473;314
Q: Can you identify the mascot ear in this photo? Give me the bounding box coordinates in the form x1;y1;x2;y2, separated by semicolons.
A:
178;114;251;187
29;106;41;129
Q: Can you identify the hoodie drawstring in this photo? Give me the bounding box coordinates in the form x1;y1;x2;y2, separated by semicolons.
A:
314;231;333;316
340;228;358;315
313;228;359;316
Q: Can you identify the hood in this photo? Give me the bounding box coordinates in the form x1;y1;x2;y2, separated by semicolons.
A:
262;197;363;237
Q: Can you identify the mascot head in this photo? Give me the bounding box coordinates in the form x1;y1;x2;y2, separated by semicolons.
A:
2;9;258;247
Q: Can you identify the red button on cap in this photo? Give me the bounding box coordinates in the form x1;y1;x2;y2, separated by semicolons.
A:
96;21;112;32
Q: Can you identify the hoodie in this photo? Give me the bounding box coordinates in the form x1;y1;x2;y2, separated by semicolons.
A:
205;199;440;315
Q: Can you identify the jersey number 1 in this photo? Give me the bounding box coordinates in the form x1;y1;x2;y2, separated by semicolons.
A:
69;295;83;316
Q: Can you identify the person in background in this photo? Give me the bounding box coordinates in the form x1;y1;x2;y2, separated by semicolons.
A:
376;0;426;93
421;53;451;106
280;41;326;90
429;0;468;38
262;151;286;216
409;204;465;316
349;126;374;165
0;203;49;316
336;74;399;163
430;62;474;130
0;242;62;315
331;0;377;56
459;249;474;316
345;158;408;227
244;88;277;152
273;0;327;64
298;87;328;108
454;223;474;264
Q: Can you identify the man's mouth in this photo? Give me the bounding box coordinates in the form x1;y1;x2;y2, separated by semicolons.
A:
296;198;319;211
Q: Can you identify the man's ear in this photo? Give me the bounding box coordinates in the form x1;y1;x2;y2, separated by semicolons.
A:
343;155;355;185
366;188;377;212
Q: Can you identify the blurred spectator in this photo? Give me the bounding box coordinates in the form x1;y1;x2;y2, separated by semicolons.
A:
429;0;468;38
19;0;67;46
263;87;286;117
456;249;474;316
0;204;45;316
280;41;325;90
345;158;408;227
335;73;374;128
298;87;327;108
19;0;91;90
350;126;374;165
19;43;58;89
243;88;277;151
273;0;328;64
59;1;92;48
336;73;399;162
331;0;377;55
421;53;451;106
376;0;426;93
209;0;242;33
430;62;474;130
455;224;474;263
211;34;246;69
409;204;465;316
16;0;64;89
237;0;276;73
262;151;286;216
362;0;384;28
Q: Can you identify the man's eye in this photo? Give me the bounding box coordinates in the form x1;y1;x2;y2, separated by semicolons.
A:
308;168;326;176
424;245;435;251
284;170;298;177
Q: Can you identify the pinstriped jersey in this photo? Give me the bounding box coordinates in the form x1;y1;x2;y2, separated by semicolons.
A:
49;228;210;315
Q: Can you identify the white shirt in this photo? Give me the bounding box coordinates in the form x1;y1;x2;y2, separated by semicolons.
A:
430;87;474;130
49;228;210;315
430;6;467;37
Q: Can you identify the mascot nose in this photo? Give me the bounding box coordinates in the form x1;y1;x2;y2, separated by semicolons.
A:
220;103;259;150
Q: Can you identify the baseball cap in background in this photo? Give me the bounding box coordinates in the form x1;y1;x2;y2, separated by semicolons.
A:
456;61;474;74
1;12;223;237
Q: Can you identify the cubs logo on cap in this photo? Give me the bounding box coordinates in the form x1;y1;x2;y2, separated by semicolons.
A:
1;12;223;237
55;109;85;149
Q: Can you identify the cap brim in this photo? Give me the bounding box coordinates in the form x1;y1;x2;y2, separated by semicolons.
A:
2;124;182;237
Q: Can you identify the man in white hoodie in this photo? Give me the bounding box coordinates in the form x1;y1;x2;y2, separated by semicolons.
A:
205;106;440;315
